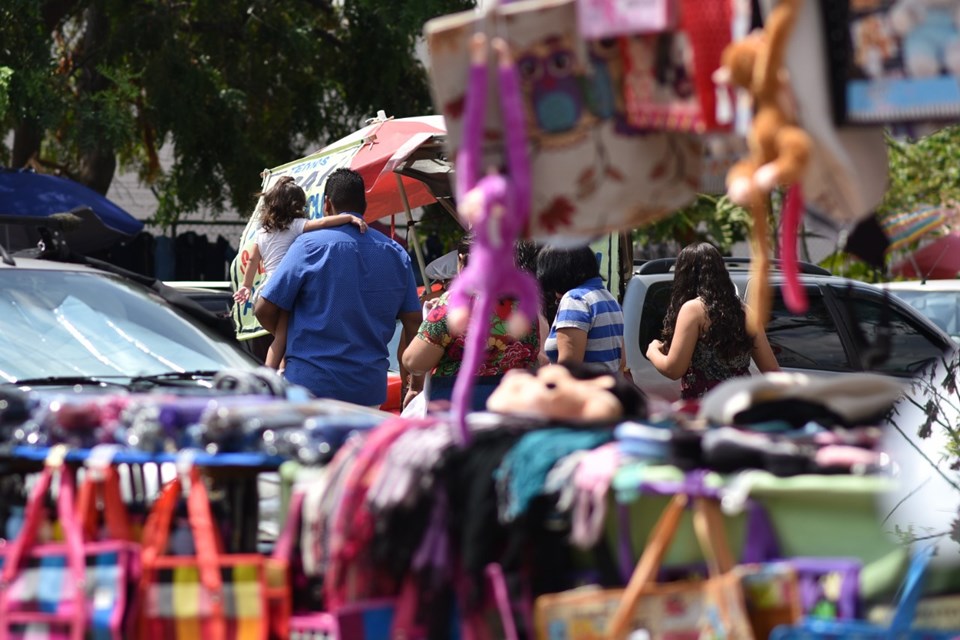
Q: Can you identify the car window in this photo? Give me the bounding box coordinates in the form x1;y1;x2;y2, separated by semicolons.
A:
843;294;946;376
637;281;673;353
891;290;960;338
0;269;254;382
765;287;852;371
387;320;403;372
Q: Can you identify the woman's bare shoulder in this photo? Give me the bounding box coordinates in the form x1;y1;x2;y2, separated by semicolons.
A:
680;297;708;317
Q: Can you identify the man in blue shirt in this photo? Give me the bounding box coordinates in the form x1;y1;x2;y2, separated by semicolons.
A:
255;168;423;406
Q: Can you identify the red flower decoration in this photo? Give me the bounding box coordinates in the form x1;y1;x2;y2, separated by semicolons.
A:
476;363;500;376
494;300;513;321
538;196;576;233
426;304;448;323
446;337;465;361
498;342;536;370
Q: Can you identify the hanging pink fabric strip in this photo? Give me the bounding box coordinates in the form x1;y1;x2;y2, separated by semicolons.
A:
780;183;808;314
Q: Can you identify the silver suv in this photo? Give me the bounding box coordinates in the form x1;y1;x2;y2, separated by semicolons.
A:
623;258;955;401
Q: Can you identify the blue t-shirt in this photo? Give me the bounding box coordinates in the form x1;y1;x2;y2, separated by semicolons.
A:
259;219;420;405
544;277;624;372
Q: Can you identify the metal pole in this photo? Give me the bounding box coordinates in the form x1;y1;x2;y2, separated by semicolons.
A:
394;173;429;288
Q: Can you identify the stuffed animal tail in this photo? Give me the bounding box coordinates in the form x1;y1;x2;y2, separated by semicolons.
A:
780;183;808;314
450;291;495;444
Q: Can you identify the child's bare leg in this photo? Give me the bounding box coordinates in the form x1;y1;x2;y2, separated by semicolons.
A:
265;310;288;369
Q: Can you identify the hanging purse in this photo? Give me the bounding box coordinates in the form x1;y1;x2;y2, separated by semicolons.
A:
534;494;768;640
770;544;960;639
577;0;678;39
137;467;272;640
0;459;139;640
424;0;701;241
621;0;733;133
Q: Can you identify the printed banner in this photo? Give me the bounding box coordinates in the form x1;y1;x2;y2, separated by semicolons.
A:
230;142;362;340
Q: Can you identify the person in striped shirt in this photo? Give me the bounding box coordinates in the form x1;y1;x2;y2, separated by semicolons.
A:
537;245;625;373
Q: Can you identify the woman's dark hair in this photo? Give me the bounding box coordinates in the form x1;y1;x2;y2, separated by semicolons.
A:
536;245;601;298
456;236;541;275
515;240;542;275
661;242;753;359
258;176;307;233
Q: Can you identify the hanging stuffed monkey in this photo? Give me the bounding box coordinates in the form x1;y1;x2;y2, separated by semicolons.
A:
713;0;812;331
445;33;540;444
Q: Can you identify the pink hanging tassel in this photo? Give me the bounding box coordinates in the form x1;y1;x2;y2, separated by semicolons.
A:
780;183;807;314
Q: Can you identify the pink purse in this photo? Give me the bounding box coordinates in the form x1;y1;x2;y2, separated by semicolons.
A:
0;463;139;640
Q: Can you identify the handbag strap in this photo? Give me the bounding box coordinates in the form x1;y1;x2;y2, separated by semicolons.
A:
141;477;181;573
184;467;227;640
606;494;741;640
485;563;518;640
606;493;689;640
272;489;305;561
1;467;54;585
77;465;133;542
889;544;937;633
139;469;225;640
0;466;86;640
691;498;735;576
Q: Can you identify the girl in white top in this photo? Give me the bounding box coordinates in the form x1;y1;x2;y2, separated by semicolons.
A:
233;176;366;369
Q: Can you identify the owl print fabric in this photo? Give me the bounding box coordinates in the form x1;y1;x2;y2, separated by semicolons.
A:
424;0;702;241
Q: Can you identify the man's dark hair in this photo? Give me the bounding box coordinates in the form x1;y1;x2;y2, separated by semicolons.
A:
324;168;367;215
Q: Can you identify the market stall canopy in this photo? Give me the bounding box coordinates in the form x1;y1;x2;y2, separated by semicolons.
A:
263;114;447;223
0;168;144;254
890;231;960;280
230;114;450;341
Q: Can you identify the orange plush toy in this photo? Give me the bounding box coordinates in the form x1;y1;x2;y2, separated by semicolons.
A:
713;0;812;331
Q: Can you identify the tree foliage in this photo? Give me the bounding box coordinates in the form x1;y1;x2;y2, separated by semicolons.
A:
877;125;960;219
0;0;472;226
633;193;752;256
821;125;960;278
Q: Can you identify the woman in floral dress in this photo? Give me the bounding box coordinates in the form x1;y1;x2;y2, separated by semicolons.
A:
402;236;540;411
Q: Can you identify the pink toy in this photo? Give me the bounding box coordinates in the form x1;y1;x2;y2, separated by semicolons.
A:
446;34;540;444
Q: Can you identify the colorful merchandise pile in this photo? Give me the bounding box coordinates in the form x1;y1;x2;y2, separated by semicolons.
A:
1;369;959;639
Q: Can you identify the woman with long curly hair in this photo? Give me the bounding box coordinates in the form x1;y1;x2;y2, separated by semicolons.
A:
646;242;779;399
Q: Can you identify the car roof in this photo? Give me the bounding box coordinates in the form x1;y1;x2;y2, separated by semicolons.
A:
0;254;110;274
881;280;960;292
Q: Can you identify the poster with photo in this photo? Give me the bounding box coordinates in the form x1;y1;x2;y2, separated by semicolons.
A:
845;0;960;123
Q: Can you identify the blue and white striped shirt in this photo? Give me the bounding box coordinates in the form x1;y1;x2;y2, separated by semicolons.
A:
545;277;624;372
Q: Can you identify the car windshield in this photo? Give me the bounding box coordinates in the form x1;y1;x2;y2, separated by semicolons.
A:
0;268;255;383
891;290;960;338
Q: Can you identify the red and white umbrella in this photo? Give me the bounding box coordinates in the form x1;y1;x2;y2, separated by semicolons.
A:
890;231;960;280
266;114;446;222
